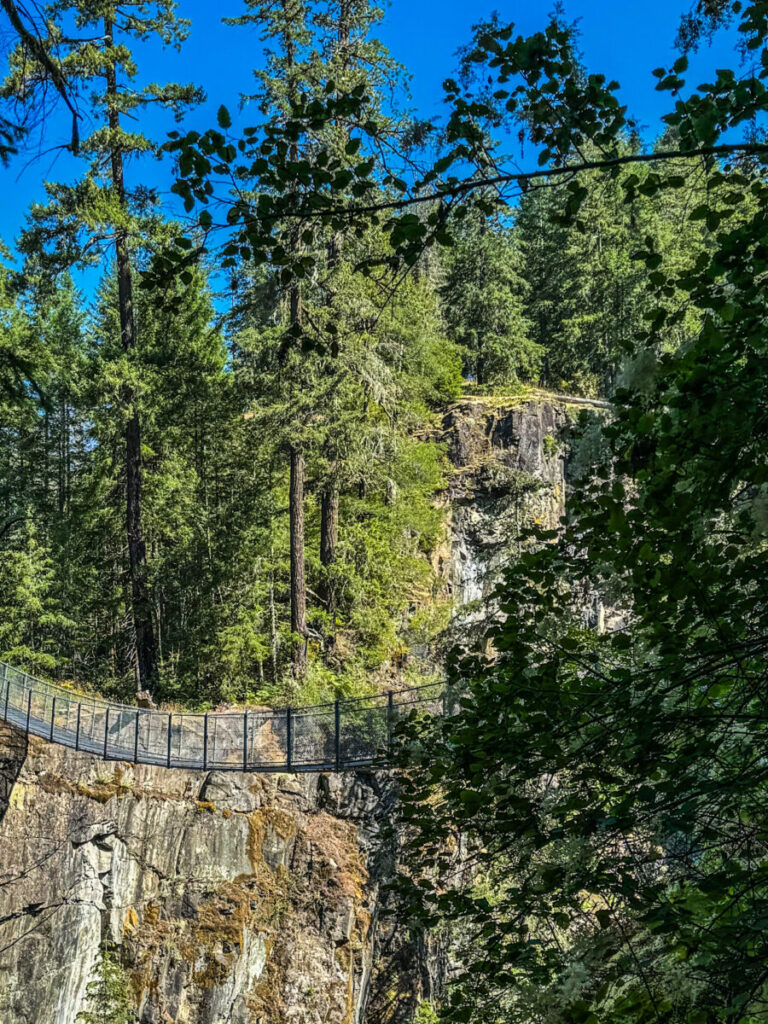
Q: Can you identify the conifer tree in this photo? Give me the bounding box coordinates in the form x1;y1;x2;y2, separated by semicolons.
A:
228;0;418;678
76;943;136;1024
1;1;201;693
81;260;226;696
0;242;47;411
229;0;314;677
441;208;538;387
0;520;73;673
514;142;712;396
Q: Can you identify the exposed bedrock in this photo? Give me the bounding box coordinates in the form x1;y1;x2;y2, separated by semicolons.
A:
437;396;568;614
0;723;436;1024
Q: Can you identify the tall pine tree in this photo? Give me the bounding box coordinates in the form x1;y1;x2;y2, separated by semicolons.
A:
1;1;201;693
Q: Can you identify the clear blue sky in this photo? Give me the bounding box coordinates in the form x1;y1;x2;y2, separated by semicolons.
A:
0;0;739;266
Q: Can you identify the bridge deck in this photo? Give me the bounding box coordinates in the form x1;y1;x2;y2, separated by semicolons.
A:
0;661;441;772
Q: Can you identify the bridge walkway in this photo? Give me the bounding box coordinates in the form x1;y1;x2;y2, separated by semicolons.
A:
0;661;442;772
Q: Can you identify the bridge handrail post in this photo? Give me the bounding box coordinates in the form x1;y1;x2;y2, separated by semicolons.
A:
50;696;56;742
334;700;341;771
387;691;394;756
286;708;293;771
75;702;82;750
25;688;33;734
243;711;248;771
103;706;110;759
3;665;10;721
203;714;208;770
167;714;172;768
134;710;140;763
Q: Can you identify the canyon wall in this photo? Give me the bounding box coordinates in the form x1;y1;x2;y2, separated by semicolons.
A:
0;729;429;1024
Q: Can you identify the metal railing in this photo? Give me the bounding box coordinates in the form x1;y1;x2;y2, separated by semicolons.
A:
0;660;443;772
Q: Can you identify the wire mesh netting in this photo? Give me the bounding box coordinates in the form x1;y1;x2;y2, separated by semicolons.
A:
0;660;443;772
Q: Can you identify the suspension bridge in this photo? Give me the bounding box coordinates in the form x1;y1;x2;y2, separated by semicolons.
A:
0;660;442;772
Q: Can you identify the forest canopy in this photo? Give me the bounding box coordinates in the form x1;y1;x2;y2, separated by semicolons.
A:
1;1;767;1020
0;0;746;708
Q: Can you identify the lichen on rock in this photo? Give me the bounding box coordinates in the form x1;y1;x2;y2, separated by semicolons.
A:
0;727;395;1024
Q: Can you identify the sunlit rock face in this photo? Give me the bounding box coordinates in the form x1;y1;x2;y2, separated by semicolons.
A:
437;396;568;618
433;392;616;646
0;726;437;1024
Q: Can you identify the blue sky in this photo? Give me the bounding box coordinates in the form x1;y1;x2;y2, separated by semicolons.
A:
0;0;739;270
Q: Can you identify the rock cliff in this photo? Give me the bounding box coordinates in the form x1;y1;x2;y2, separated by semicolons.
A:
438;396;568;613
0;727;426;1024
0;395;583;1024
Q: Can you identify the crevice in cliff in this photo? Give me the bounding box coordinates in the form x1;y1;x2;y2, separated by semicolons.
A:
0;723;27;827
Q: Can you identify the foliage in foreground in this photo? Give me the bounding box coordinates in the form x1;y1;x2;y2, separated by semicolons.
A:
393;2;768;1023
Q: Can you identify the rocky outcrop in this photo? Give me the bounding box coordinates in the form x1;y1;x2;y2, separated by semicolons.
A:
0;722;25;823
437;396;569;614
0;725;430;1024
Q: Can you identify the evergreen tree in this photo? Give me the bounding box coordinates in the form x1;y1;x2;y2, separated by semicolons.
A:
441;209;538;387
76;943;137;1024
0;242;47;411
516;142;713;397
515;150;646;396
0;520;72;673
226;0;437;686
1;0;201;694
0;270;84;676
229;0;315;678
80;262;227;697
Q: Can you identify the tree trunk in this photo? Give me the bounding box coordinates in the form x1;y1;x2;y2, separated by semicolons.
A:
105;17;157;695
269;564;279;680
320;482;339;630
280;15;307;684
289;445;307;676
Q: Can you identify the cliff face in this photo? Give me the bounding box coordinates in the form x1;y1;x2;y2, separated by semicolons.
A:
0;396;575;1024
0;726;422;1024
437;396;568;615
